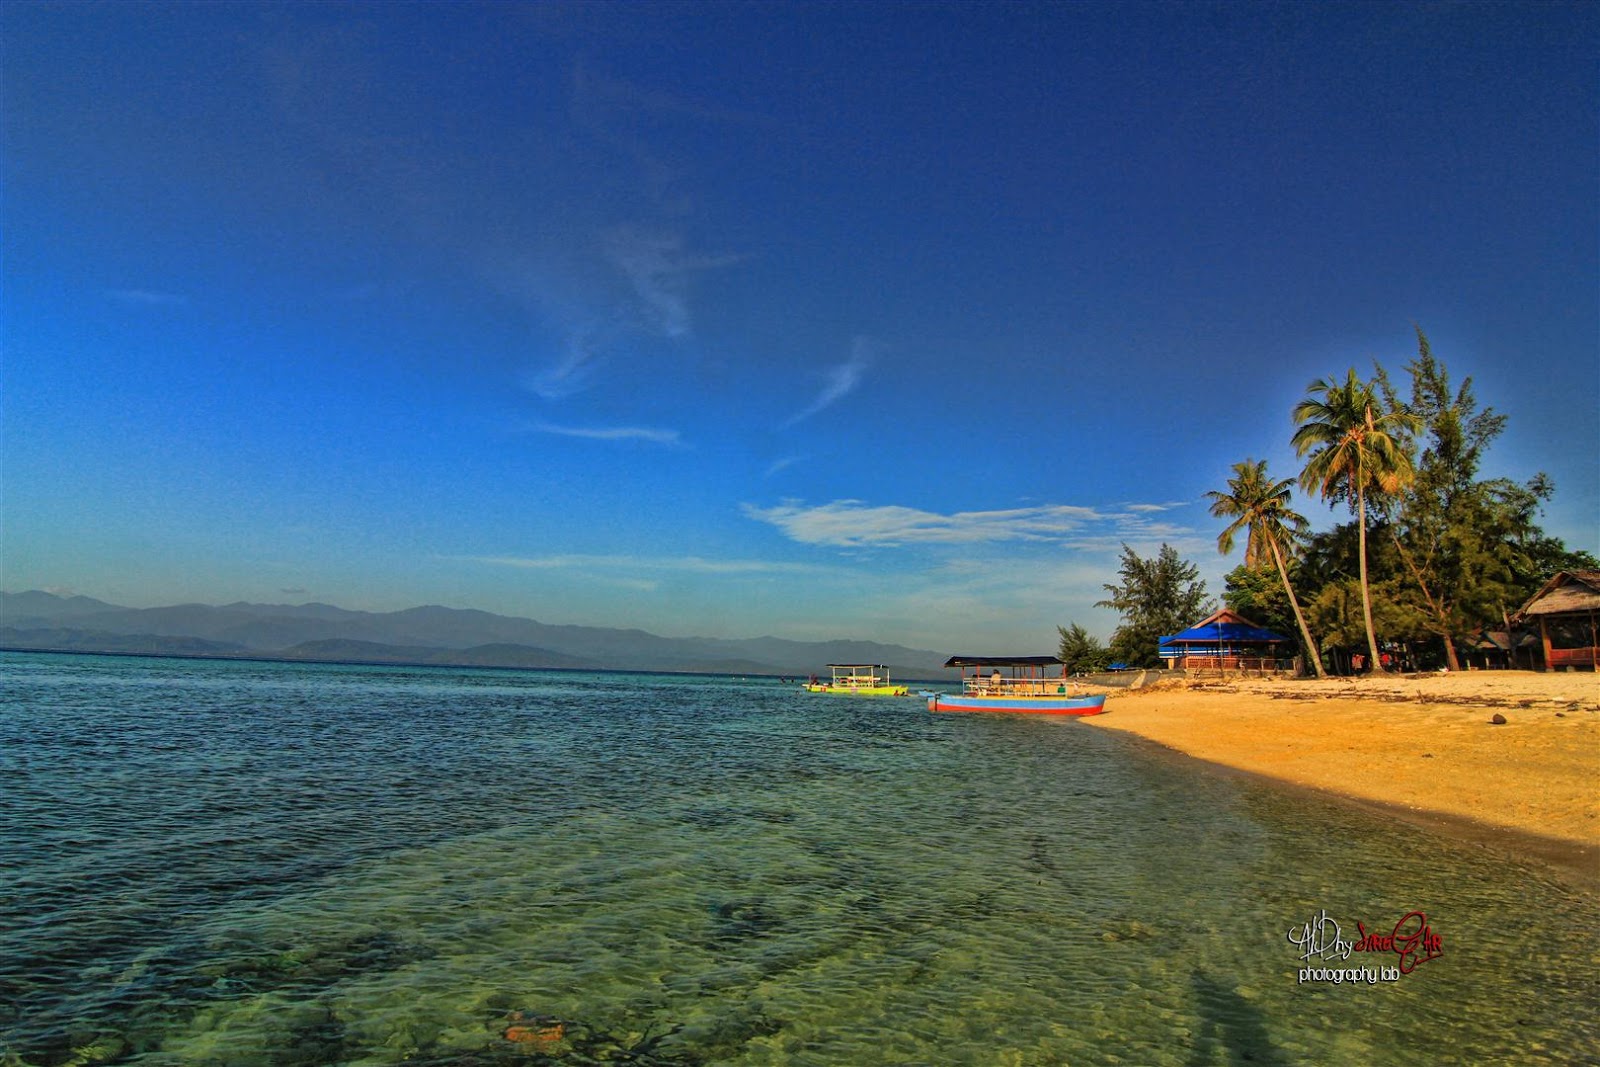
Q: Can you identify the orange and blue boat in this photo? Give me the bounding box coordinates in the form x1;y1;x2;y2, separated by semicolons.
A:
927;655;1107;715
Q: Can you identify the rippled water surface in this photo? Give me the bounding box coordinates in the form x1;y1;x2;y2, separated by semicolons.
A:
2;652;1596;1065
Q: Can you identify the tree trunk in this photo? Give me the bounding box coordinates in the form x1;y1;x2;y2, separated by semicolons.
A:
1356;486;1385;672
1269;535;1325;678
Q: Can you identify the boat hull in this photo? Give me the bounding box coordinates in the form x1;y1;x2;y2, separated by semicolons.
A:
806;684;908;697
928;693;1107;715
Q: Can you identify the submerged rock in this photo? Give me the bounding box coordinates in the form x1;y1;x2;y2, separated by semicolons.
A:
503;1010;566;1047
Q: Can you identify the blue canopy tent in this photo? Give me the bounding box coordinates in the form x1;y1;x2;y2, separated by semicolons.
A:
1159;609;1291;672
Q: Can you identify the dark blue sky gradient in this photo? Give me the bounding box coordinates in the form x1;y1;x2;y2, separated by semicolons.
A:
4;1;1594;649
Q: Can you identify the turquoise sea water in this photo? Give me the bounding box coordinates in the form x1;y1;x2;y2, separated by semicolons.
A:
2;651;1596;1066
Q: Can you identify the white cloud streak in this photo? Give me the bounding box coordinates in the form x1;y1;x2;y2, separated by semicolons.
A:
462;553;833;577
742;499;1195;548
107;289;189;307
511;225;741;401
783;339;871;427
601;225;741;340
523;421;685;446
522;330;605;400
764;455;803;478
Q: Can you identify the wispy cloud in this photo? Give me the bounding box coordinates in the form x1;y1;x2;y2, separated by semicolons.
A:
570;60;774;204
742;498;1196;548
523;421;686;446
572;62;775;137
885;555;1118;621
493;58;751;406
508;220;741;405
764;455;803;478
521;329;606;400
461;553;832;577
602;225;743;340
743;499;1101;546
604;225;691;338
322;281;418;304
107;288;188;307
783;338;871;427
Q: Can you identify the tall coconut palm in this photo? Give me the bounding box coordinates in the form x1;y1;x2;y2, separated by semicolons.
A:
1291;368;1419;672
1206;459;1326;678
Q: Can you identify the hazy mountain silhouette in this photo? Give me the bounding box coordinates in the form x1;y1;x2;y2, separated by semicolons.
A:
1;591;953;678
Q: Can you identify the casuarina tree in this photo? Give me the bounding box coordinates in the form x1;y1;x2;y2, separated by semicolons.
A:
1095;543;1211;668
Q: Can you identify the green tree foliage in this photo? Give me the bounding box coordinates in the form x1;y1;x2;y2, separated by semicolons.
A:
1298;522;1363;596
1303;578;1366;670
1372;330;1596;668
1504;477;1600;580
1056;623;1110;675
1206;459;1325;677
1222;564;1293;637
1292;368;1420;672
1372;329;1510;669
1190;328;1592;675
1298;521;1431;664
1095;544;1211;668
1305;571;1421;669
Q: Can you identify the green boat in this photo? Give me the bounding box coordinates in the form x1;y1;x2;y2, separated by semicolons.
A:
801;664;908;697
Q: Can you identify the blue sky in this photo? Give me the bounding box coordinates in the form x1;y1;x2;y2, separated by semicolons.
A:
3;1;1596;653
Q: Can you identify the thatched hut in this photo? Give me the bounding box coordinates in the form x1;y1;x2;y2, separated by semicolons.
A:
1465;628;1540;671
1513;570;1600;671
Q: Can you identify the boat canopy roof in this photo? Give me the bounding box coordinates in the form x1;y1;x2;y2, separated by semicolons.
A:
826;663;890;669
943;655;1062;668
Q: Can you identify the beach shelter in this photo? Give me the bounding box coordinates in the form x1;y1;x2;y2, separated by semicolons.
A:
1513;570;1600;671
1465;628;1540;671
1158;609;1290;672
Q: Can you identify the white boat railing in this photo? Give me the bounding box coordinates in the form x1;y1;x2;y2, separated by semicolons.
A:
829;666;891;687
963;676;1080;697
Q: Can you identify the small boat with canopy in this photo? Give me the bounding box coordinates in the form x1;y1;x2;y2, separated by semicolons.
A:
802;664;909;697
927;655;1107;715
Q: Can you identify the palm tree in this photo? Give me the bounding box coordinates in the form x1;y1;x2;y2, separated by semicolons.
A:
1291;368;1419;672
1206;459;1326;678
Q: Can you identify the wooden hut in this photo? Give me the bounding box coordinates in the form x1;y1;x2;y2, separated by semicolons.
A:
1464;628;1540;671
1513;570;1600;671
1158;609;1291;674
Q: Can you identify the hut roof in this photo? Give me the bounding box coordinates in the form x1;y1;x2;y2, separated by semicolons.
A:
1515;571;1600;618
1469;629;1539;652
1159;608;1290;646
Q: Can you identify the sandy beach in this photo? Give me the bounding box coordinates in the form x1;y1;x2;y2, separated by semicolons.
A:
1085;669;1600;885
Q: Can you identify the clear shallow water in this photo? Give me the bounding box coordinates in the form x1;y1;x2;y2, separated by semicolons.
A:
2;652;1596;1066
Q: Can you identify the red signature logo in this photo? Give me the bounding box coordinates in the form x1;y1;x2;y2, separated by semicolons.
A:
1288;909;1444;982
1353;911;1444;973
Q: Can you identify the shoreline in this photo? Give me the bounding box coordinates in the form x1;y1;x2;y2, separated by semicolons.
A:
1082;671;1600;890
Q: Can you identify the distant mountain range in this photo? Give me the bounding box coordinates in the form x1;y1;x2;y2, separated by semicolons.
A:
0;591;953;679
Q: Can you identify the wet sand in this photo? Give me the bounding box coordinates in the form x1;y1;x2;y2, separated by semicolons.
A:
1084;670;1600;887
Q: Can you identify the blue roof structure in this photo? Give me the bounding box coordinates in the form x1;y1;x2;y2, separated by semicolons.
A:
1158;610;1290;651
